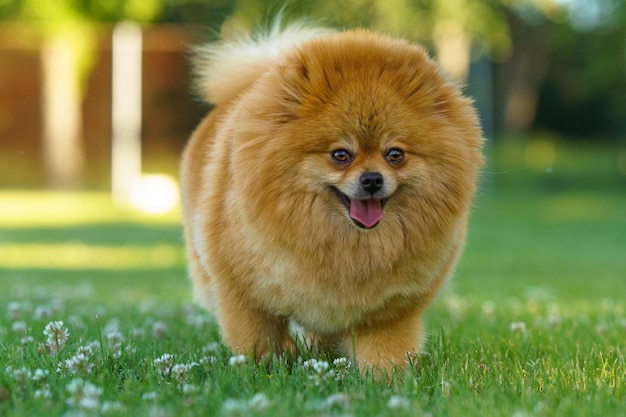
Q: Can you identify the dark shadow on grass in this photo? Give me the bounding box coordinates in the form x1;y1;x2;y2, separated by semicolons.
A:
0;223;182;245
0;267;190;304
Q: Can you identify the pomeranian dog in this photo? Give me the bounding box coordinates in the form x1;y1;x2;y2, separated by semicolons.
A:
181;22;483;374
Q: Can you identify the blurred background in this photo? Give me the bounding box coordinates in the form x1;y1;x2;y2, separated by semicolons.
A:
0;0;624;303
1;0;625;195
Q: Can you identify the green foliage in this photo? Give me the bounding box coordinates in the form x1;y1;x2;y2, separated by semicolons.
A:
0;0;234;24
233;0;509;51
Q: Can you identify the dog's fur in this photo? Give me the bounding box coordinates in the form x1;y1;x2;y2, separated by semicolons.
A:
181;23;483;374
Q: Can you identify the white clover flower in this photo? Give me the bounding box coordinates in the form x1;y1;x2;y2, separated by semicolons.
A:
49;298;64;314
8;301;22;320
303;358;330;374
324;393;351;410
67;315;86;331
199;356;218;366
75;344;95;358
151;321;169;339
33;305;52;321
104;328;124;359
248;393;271;412
387;395;410;410
34;386;52;400
31;368;49;382
305;393;350;413
181;383;199;395
302;359;334;386
481;301;495;316
184;305;215;329
546;313;563;326
228;354;247;367
66;378;103;411
57;360;70;374
147;405;171;417
221;398;248;416
154;353;174;376
125;345;137;356
101;401;125;414
10;367;32;383
87;340;101;352
11;321;28;335
332;357;352;380
104;329;124;348
131;327;146;340
142;391;158;401
43;321;69;353
510;322;527;333
66;378;84;394
202;342;221;354
444;293;467;318
332;357;351;368
79;396;101;412
20;336;34;345
61;353;94;375
171;363;193;382
103;318;120;334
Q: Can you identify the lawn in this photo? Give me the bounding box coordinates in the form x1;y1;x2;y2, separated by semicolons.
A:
1;141;625;416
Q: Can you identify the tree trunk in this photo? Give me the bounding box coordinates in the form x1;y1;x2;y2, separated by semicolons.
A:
433;19;472;81
497;10;551;135
40;33;84;189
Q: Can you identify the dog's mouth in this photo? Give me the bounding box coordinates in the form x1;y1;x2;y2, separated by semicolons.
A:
331;187;388;229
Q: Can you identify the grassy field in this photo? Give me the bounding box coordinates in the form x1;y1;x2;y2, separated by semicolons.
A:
1;141;625;416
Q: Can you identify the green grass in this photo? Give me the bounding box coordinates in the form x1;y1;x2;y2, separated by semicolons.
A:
1;142;625;417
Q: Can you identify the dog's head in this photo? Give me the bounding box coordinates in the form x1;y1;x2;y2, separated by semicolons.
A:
233;30;483;235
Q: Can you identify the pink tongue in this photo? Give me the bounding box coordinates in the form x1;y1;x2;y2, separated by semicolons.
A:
349;199;383;228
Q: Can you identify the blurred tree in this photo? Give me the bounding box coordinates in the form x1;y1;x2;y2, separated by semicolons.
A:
1;0;165;189
497;5;553;134
533;16;626;136
497;0;625;136
232;0;509;80
232;0;625;139
14;0;96;189
1;0;623;169
0;0;233;189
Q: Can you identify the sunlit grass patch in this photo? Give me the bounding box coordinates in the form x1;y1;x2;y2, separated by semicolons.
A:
0;243;184;270
537;193;625;223
0;191;180;227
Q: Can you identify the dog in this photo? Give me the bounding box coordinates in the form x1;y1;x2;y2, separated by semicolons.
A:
180;22;484;374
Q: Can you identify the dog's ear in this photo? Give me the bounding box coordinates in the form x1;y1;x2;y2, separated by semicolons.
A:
273;63;310;122
283;63;309;103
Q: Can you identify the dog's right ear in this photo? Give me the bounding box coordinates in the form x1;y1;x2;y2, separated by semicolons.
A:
273;63;311;122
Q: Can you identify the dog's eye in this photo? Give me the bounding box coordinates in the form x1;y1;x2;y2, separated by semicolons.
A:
386;148;405;163
331;149;353;164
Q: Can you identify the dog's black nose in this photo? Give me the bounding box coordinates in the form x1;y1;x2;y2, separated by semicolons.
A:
360;172;384;194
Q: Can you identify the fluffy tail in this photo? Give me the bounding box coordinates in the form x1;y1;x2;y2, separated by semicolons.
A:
192;21;331;105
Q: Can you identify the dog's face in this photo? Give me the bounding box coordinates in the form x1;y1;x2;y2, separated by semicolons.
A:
321;123;410;230
286;90;432;232
232;31;482;237
285;73;450;232
327;145;400;229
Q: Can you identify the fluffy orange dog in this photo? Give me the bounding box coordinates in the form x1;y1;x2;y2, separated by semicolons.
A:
181;23;483;374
